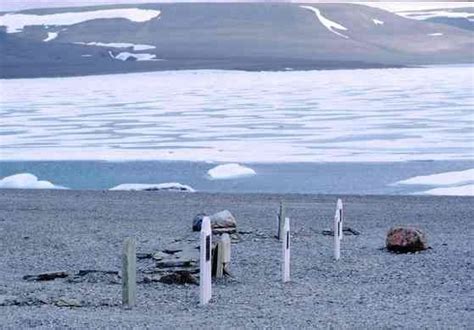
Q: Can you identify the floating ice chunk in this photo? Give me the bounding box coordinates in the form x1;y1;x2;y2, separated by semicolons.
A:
373;18;384;25
81;54;92;57
0;8;161;33
418;184;474;196
428;33;443;37
207;163;256;180
75;42;156;51
300;5;349;39
43;32;58;42
396;169;474;186
109;182;195;192
109;51;158;61
0;173;67;189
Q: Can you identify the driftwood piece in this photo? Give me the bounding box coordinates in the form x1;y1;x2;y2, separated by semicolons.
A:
23;271;69;282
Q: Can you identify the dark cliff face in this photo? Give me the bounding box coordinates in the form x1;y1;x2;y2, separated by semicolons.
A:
0;3;473;78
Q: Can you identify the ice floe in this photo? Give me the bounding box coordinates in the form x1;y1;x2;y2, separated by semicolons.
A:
207;164;256;180
0;8;161;33
0;173;67;189
109;182;195;192
1;67;473;163
43;32;58;42
300;5;349;39
396;169;474;186
109;51;158;61
419;184;474;196
75;42;156;51
372;18;384;25
428;33;444;37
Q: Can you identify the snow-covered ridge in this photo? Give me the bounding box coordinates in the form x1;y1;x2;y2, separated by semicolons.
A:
75;42;156;51
0;173;67;190
300;5;349;39
0;8;161;33
110;183;195;192
108;51;158;62
207;164;256;180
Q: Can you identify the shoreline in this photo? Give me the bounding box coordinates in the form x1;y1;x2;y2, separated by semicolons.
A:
0;190;472;328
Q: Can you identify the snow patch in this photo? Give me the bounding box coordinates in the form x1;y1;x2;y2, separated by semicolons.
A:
43;32;58;42
0;173;67;190
75;42;156;51
428;33;443;37
110;182;195;192
399;10;474;20
0;8;161;33
300;5;349;39
396;169;474;186
109;51;158;62
372;18;384;25
207;163;256;180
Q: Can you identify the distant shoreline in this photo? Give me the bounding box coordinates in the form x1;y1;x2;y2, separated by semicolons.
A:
0;60;408;80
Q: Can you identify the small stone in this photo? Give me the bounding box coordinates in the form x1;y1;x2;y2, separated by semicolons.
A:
386;227;428;253
55;297;82;308
159;271;198;285
0;295;17;306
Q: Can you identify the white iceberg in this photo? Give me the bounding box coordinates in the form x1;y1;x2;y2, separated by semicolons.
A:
0;8;161;33
396;169;474;186
207;163;256;180
110;182;195;192
75;42;156;51
428;33;443;37
0;173;67;190
418;184;474;196
300;5;349;39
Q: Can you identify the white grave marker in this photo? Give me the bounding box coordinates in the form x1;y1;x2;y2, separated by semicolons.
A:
200;216;212;305
334;199;343;260
282;217;290;282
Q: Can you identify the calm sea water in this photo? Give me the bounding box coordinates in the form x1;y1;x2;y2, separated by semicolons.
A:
0;66;473;194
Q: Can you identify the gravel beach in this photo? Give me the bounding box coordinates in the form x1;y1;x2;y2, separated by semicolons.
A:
0;190;472;328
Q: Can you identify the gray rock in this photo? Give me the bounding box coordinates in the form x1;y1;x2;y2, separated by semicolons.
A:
193;210;237;233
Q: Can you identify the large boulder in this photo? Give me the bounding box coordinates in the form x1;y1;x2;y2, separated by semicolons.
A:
386;227;428;253
192;210;237;233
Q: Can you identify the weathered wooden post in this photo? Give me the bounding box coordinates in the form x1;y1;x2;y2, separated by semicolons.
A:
200;216;212;305
277;201;286;240
282;217;290;282
334;199;343;260
122;237;136;308
216;233;231;278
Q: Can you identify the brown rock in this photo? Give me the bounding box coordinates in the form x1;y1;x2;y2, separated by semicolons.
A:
386;227;428;253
